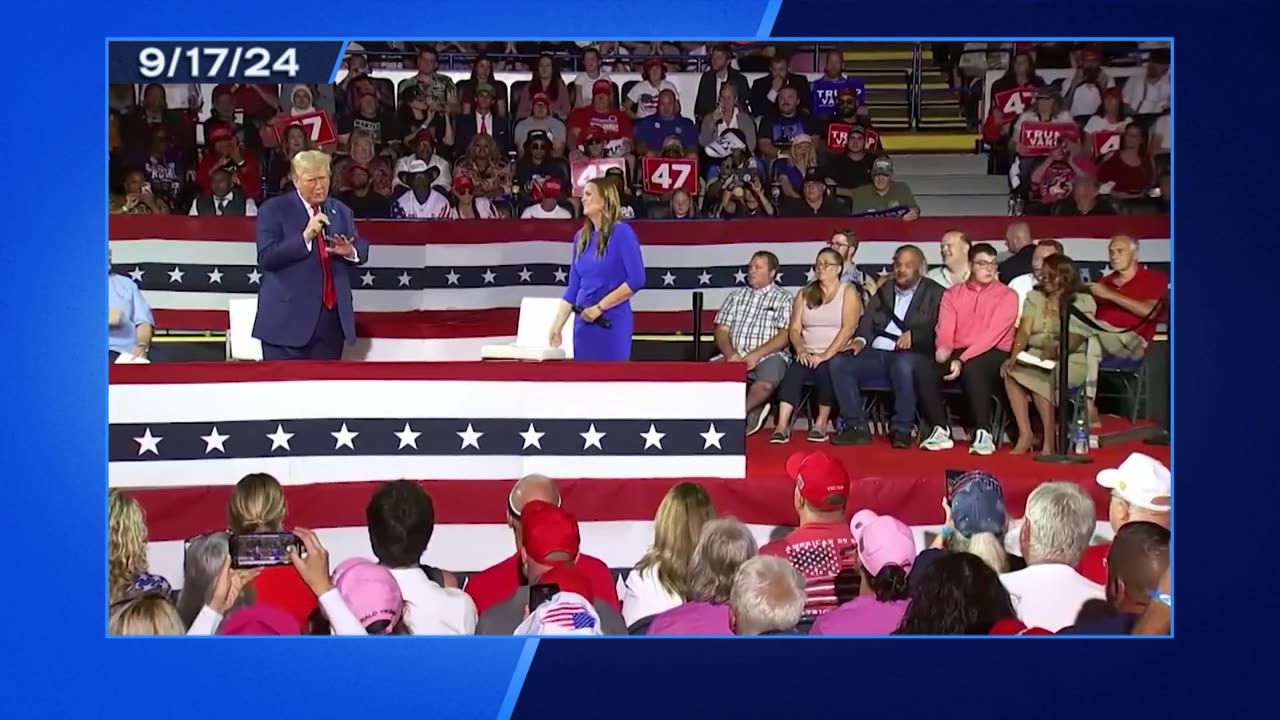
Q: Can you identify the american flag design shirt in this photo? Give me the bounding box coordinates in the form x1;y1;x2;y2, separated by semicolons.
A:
760;524;859;618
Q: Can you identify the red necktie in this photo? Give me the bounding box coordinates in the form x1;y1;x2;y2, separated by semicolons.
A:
479;114;489;135
312;205;336;309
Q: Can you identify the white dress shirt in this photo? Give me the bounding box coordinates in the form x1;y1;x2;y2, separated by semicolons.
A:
300;196;360;262
1008;272;1036;323
389;567;478;635
396;189;454;219
1000;563;1106;632
188;195;259;216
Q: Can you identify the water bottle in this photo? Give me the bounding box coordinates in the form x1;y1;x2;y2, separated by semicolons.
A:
1071;405;1090;456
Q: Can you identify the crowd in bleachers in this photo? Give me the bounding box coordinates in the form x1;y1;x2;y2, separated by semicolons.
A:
107;41;1171;222
108;448;1171;636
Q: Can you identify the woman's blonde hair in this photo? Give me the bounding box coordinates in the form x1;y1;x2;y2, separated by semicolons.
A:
108;489;149;601
348;130;376;164
634;483;716;598
227;473;287;533
109;594;185;636
949;532;1009;574
576;178;623;259
803;248;844;309
466;133;499;162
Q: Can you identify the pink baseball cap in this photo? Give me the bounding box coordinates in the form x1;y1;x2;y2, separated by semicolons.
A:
217;604;302;635
849;510;916;577
331;557;405;631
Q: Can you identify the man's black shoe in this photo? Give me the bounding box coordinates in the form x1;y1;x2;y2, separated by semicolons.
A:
891;430;912;449
832;425;872;446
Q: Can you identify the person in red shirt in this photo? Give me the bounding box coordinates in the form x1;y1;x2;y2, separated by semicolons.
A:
1076;452;1170;585
464;474;620;615
225;473;316;627
197;123;263;202
1083;233;1168;423
567;79;634;161
758;450;858;623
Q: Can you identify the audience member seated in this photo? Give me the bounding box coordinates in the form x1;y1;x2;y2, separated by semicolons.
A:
333;130;394;197
849;157;920;219
365;480;477;634
773;133;818;200
647;517;758;635
454;134;512;202
1063;46;1114;119
665;189;698;219
477;500;627;635
830;245;944;448
327;558;411;634
135;126;186;212
1011;86;1074;196
189;167;259;217
1025;140;1090;216
759;451;857;621
567;79;635;161
929;470;1011;573
604;167;645;220
620;483;716;627
698;83;757;158
1008;239;1063;320
757;87;822;163
1122;48;1170;116
694;43;750;123
810;511;914;635
825;229;871;293
514;94;568;157
1083;234;1167;423
928;242;1018;455
570;47;611;110
520;178;572;219
811;48;863;117
1058;521;1169;635
633;89;699;158
454;83;513;158
267;124;311;197
336;165;393;219
108;489;170;604
457;54;509;118
780;169;844;218
824;124;879;199
714;172;776;218
894;551;1019;635
227;473;318;627
110;593;187;636
397;84;454;156
749;52;811;117
712;251;794;434
397;47;458;114
392;161;451;219
984;52;1046;174
516;53;572;120
1083;88;1131;148
1097;124;1154;203
925;230;971;289
997;222;1035;284
513;565;605;636
771;250;862;441
465;475;620;615
195;124;263;204
823;87;871;142
513;130;570;195
626;58;678;118
728;556;807;635
108;249;154;362
1077;452;1171;584
175;532;232;628
1000;482;1103;632
1002;255;1098;455
1054;173;1116;216
119;83;186;158
339;84;400;153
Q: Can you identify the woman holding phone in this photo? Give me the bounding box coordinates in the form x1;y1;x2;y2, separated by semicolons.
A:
549;178;646;361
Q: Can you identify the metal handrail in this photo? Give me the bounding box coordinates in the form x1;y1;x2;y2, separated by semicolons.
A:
910;43;923;129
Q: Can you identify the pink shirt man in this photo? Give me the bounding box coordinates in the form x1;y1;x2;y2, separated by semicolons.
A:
935;279;1018;360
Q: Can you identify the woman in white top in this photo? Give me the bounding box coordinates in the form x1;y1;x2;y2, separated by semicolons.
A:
571;47;612;109
620;482;716;627
1083;88;1131;155
925;230;971;289
626;58;679;119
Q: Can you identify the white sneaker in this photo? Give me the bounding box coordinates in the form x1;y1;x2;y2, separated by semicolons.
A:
919;426;954;451
970;429;995;456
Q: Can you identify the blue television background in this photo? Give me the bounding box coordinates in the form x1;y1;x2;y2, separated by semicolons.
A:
11;0;1266;715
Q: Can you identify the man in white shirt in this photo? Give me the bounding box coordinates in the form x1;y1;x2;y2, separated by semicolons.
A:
520;177;572;219
1000;481;1105;632
1007;239;1063;321
393;159;452;219
712;251;794;435
366;480;477;635
1122;49;1170;115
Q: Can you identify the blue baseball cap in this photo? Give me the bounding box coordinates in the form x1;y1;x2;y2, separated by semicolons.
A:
951;471;1008;537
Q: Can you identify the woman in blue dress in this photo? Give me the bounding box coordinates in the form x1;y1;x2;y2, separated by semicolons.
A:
550;178;646;361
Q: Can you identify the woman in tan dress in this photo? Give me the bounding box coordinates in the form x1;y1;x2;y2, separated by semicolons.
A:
1000;255;1096;455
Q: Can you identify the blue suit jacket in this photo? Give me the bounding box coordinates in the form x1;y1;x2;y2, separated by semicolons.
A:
251;192;370;347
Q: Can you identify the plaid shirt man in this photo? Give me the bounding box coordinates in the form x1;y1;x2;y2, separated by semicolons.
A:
713;283;795;361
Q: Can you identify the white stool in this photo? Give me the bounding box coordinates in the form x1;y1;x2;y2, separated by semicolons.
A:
227;297;263;361
480;297;573;360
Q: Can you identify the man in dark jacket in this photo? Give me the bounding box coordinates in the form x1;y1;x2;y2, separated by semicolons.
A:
830;245;946;448
694;43;751;123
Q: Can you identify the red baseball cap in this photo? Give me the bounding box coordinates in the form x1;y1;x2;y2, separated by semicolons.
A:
786;450;849;512
452;174;474;193
538;564;594;601
207;124;234;143
592;79;613;97
542;177;563;197
521;500;580;566
531;91;550;106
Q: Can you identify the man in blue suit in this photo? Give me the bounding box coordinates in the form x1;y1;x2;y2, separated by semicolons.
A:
252;150;371;360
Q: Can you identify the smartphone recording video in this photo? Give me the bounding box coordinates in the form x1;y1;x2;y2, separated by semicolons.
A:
229;531;301;569
944;469;966;501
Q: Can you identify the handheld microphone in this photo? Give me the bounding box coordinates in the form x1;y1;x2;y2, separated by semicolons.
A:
572;304;612;329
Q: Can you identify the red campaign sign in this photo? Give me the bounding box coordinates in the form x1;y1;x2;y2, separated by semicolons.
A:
825;124;882;153
992;86;1035;124
1091;130;1122;157
641;156;699;195
1018;121;1081;156
268;110;337;149
569;157;626;197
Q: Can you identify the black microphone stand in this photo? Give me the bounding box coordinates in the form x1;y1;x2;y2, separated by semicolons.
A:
1144;317;1170;446
1036;290;1091;466
691;291;705;361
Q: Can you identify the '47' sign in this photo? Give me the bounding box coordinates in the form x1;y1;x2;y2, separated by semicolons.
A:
268;109;337;147
641;156;698;195
991;86;1035;124
569;157;626;197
